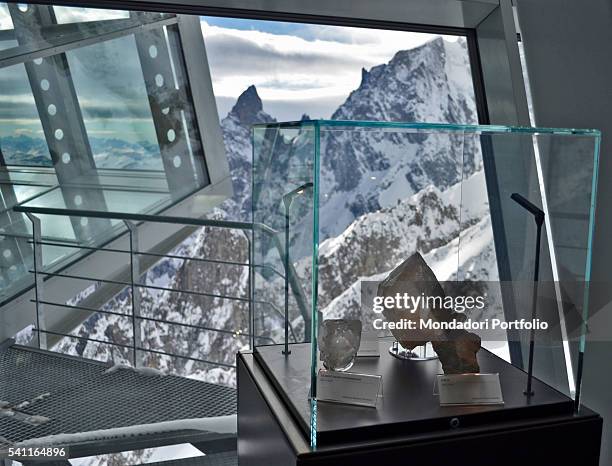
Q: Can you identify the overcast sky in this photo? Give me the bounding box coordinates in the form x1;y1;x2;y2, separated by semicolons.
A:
0;5;456;141
201;16;446;120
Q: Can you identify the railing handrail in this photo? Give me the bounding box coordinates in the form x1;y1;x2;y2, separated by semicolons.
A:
13;203;256;231
16;204;310;374
13;202;282;241
13;202;309;329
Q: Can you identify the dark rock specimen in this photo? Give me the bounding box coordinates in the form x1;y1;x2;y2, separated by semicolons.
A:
377;252;481;374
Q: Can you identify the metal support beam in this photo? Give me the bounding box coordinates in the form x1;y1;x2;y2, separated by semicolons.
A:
0;141;33;299
0;189;33;299
176;14;229;189
475;1;531;367
24;0;498;29
8;3;111;242
475;2;571;395
166;21;209;188
476;0;530;126
0;16;179;70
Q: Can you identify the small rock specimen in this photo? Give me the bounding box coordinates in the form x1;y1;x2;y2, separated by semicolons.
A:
318;318;362;371
431;327;481;374
377;252;481;374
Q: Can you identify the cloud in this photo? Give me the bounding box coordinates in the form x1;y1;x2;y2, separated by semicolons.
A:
257;78;330;91
203;30;366;75
0;69;24;88
79;102;152;120
0;62;41;122
300;23;425;45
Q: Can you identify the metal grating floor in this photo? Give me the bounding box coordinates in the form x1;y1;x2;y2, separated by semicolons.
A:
0;345;236;450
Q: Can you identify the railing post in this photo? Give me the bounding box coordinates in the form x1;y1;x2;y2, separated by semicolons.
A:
246;231;254;351
25;212;46;350
124;220;141;367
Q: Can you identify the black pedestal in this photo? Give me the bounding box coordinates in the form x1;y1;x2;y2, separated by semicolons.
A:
238;341;602;466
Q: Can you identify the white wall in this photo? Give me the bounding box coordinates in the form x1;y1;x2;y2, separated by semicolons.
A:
517;0;612;463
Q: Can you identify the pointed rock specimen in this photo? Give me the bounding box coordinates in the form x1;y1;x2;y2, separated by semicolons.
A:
377;252;481;374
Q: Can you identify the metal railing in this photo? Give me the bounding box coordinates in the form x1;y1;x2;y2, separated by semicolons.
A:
14;208;308;375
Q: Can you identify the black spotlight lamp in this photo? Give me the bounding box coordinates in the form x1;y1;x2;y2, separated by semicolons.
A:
281;182;313;356
511;192;545;396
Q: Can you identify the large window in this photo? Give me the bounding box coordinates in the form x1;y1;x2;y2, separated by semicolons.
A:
202;17;478;122
0;4;51;165
2;4;505;387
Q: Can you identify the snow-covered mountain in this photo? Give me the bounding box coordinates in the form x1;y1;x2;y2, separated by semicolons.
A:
317;37;479;238
315;170;498;317
56;37;499;386
307;170;491;310
334;38;475;123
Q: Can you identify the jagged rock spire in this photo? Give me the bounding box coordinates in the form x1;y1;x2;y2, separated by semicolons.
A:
229;85;264;126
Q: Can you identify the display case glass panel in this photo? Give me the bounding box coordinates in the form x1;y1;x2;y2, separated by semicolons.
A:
251;120;600;447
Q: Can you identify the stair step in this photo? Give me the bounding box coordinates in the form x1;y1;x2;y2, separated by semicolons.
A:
132;451;237;466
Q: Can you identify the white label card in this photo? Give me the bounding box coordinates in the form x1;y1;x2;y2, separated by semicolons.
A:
317;370;382;408
438;373;504;406
357;331;380;357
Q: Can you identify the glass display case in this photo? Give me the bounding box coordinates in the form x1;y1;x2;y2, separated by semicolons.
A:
251;120;600;447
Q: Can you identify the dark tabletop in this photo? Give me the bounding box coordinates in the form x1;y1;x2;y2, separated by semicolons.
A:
255;339;573;444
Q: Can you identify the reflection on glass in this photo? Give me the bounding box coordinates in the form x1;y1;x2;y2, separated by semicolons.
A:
0;63;52;165
66;34;163;170
0;2;210;305
53;5;129;24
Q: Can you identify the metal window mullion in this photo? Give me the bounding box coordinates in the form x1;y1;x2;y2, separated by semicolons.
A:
165;22;209;187
130;11;202;199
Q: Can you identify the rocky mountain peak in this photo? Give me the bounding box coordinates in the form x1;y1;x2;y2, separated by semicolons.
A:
360;67;369;87
391;36;445;63
229;85;265;126
331;36;474;123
